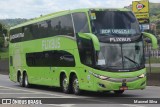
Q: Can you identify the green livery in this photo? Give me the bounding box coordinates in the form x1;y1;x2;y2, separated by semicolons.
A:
9;8;158;95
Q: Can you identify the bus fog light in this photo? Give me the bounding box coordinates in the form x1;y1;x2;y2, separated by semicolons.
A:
98;83;106;88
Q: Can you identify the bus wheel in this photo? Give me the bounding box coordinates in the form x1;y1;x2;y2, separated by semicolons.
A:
18;74;24;87
114;90;124;95
61;74;70;93
72;75;81;95
24;73;30;88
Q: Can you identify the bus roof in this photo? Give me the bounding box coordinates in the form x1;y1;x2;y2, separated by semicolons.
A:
10;8;129;30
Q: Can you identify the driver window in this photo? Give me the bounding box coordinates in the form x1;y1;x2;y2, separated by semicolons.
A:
77;37;94;66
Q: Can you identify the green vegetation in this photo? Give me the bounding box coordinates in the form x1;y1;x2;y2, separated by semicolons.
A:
0;23;8;48
0;23;9;60
150;3;160;17
149;3;160;36
0;18;27;28
146;67;160;73
147;3;160;22
0;49;8;59
146;57;160;63
0;37;4;48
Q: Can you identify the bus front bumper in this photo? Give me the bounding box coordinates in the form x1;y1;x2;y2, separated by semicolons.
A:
95;77;146;91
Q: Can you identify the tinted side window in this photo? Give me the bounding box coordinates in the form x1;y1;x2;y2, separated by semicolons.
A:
73;13;89;33
10;56;13;66
38;21;48;38
50;15;74;36
30;21;50;39
10;28;23;43
10;14;74;43
77;37;94;66
23;26;33;41
26;50;75;67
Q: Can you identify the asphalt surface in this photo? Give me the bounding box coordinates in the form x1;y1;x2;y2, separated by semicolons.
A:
0;74;160;107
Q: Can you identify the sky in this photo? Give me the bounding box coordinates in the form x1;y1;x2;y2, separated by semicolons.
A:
0;0;159;19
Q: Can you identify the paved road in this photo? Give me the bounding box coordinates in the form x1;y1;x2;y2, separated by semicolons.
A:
0;74;160;107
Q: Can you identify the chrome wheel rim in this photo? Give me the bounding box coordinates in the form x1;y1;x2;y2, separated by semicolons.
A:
19;76;22;85
25;75;28;86
62;77;68;91
73;78;79;93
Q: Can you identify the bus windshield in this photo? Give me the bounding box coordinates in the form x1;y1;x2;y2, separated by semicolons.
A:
96;41;145;71
90;11;141;37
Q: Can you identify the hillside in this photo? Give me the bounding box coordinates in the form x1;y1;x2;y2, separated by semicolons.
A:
150;3;160;15
150;3;160;22
0;19;27;28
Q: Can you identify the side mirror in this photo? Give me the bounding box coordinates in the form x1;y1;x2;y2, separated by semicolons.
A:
77;33;100;51
142;32;159;49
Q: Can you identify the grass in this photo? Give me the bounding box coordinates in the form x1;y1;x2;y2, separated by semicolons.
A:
146;67;160;73
146;56;160;73
0;50;9;59
145;57;160;63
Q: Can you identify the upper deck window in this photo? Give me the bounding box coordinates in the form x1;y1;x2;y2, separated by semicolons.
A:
72;12;89;33
10;14;74;43
90;11;141;37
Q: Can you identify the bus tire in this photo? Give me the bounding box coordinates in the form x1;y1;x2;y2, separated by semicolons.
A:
61;74;70;94
18;73;24;87
72;75;81;95
114;90;124;95
24;73;30;88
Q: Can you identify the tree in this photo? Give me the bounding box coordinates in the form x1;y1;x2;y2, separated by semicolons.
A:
0;23;8;49
156;22;160;36
0;36;4;48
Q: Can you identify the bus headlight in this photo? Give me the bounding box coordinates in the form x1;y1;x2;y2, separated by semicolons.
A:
138;73;145;78
99;75;110;80
89;71;110;80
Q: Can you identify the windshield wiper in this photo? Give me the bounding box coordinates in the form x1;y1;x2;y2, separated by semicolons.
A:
124;56;139;67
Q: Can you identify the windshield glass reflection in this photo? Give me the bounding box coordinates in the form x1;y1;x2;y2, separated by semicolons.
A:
90;11;141;37
96;41;144;71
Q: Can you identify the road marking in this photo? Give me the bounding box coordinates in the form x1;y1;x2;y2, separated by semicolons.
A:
19;97;76;99
0;85;75;98
0;86;39;93
0;74;10;80
19;97;64;98
0;93;47;94
47;104;75;107
0;77;10;80
0;89;10;90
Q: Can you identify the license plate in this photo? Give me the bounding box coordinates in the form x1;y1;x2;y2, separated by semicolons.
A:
119;86;128;90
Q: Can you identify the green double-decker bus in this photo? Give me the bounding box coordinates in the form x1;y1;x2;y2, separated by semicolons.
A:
9;8;158;95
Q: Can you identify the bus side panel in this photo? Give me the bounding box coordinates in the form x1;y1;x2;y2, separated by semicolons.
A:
9;43;23;82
